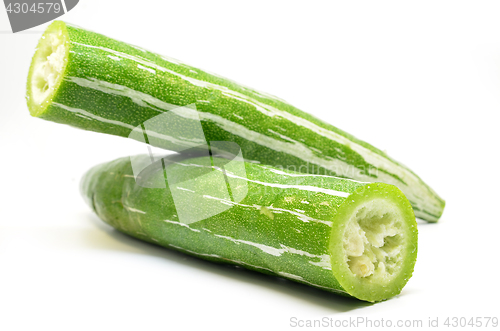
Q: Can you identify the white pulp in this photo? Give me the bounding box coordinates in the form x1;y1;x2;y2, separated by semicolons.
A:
343;199;404;279
31;30;66;104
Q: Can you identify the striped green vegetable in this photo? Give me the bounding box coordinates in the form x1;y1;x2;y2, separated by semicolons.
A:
80;153;417;302
27;20;444;222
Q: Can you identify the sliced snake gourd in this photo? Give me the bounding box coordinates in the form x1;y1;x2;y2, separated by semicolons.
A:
80;153;418;302
27;20;444;222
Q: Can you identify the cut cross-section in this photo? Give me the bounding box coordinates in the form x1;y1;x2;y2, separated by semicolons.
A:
26;21;69;116
343;199;404;280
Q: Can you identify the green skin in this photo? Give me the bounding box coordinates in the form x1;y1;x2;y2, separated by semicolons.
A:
27;21;444;222
80;154;417;302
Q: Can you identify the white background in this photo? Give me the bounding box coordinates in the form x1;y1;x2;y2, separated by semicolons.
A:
1;1;499;330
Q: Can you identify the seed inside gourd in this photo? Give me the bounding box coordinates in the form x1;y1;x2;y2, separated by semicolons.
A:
31;29;67;105
343;199;404;280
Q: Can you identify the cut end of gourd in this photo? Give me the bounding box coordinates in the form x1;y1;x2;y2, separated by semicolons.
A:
330;183;417;302
343;199;404;280
26;21;69;116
